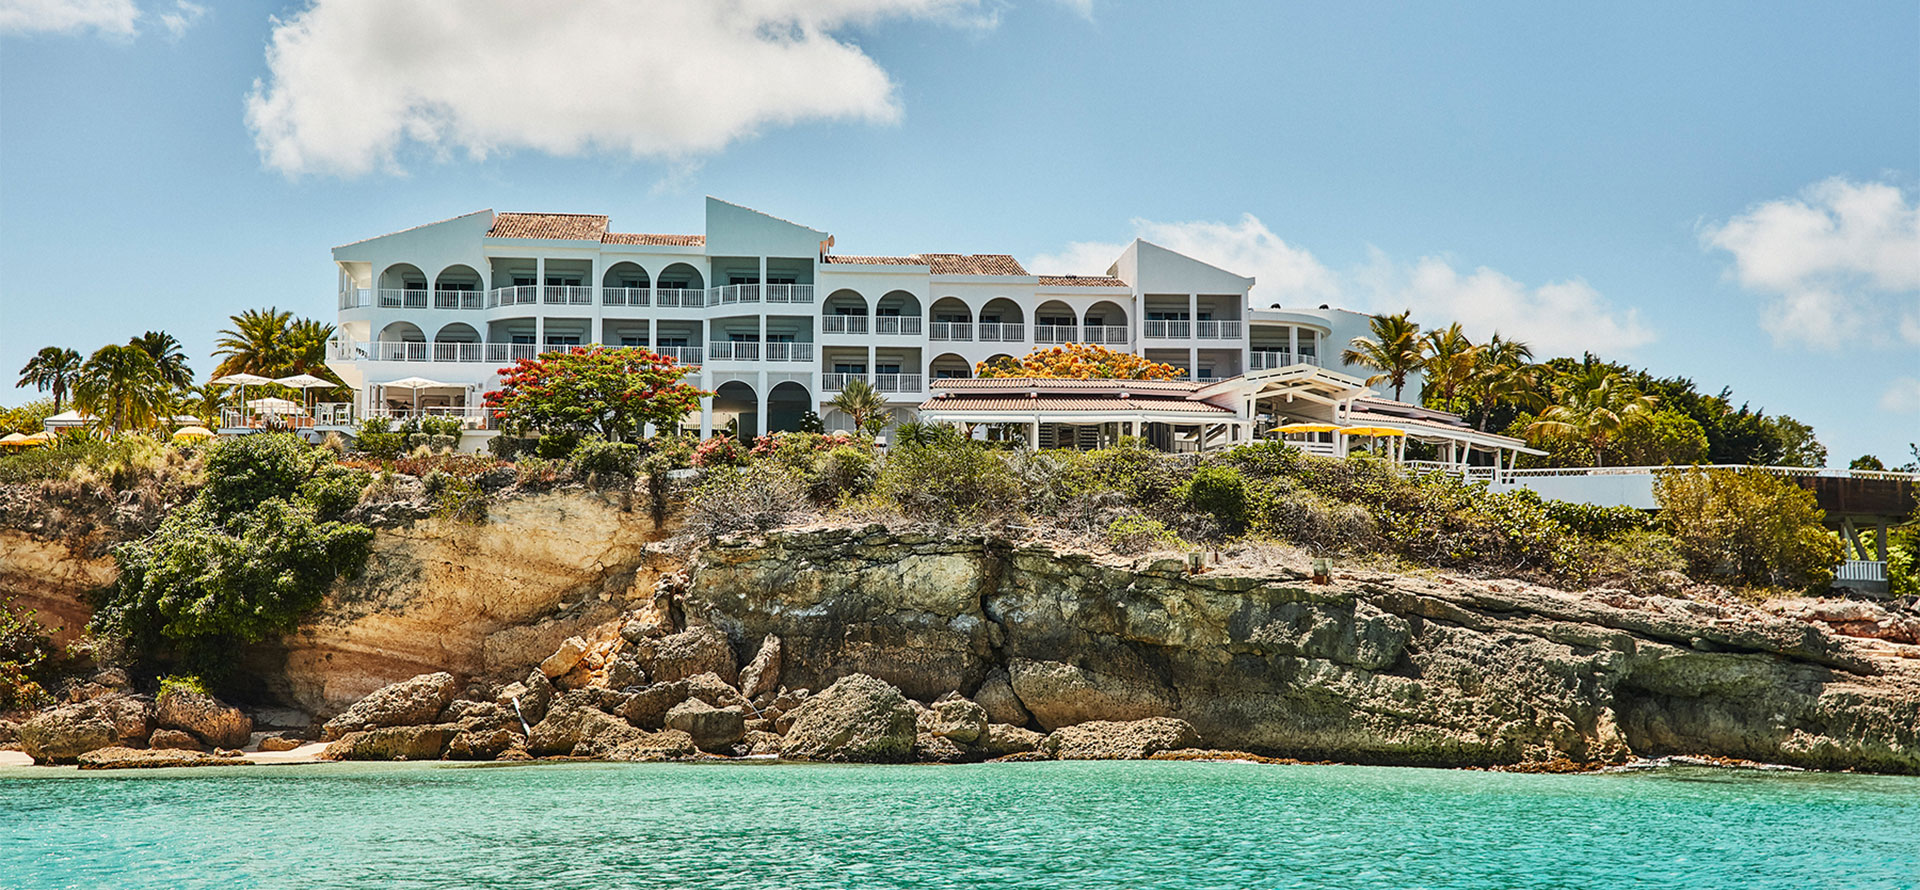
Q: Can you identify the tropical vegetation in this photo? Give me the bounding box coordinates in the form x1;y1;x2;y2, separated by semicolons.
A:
976;343;1183;380
484;346;708;442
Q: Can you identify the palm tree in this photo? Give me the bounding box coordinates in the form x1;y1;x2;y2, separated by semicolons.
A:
287;318;341;379
174;383;227;428
1419;323;1479;413
73;343;169;433
17;346;81;413
1341;310;1423;401
212;307;296;378
1466;333;1540;430
1526;366;1657;467
830;379;891;436
129;331;193;390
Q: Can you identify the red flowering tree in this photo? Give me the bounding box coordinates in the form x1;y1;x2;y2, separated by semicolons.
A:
484;347;708;442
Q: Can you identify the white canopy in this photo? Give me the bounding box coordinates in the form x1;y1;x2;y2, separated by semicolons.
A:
212;373;273;386
273;374;335;389
380;376;451;390
246;397;303;414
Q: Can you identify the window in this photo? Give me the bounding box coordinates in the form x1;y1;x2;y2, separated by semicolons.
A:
934;368;967;379
767;277;796;285
833;363;867;374
619;336;645;347
618;278;645;289
436;282;476;291
876;363;901;375
1039;315;1074;326
510;334;536;345
544;335;581;347
729;275;759;286
766;334;795;344
834;306;862;316
659;280;689;290
657;337;688;348
513;276;536;287
545;276;582;287
729;333;760;342
876;307;901;317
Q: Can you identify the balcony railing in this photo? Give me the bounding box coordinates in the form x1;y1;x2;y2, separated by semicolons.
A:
376;341;430;362
1836;560;1889;583
1249;350;1322;371
432;342;486;363
764;342;815;363
874;316;922;335
1081;325;1129;344
1034;324;1079;344
822;373;923;393
708;284;759;306
433;289;484;310
977;322;1025;342
339;288;372;309
655;287;700;308
654;346;703;365
1195;320;1243;339
543;285;594;305
378;288;429;309
604;287;650;307
822;315;869;334
1143;320;1191;339
331;339;541;364
765;284;814;304
364;405;492;429
487;285;540;308
930;322;973;341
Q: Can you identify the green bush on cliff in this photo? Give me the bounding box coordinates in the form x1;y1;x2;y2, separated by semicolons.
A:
94;434;374;674
1653;467;1844;590
879;438;1022;524
1;594;59;710
1178;465;1250;536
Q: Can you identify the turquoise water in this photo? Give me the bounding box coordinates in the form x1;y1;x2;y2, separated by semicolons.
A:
3;760;1917;889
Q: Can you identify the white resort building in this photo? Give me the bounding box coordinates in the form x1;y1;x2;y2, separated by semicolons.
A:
318;197;1538;468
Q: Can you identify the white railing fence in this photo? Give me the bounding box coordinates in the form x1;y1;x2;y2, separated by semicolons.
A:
432;289;484;310
1196;320;1243;339
487;285;540;308
1082;325;1129;344
543;285;593;305
930;322;973;341
655;287;700;308
823;315;869;334
1836;560;1889;583
339;288;372;309
1250;351;1323;370
1144;320;1192;339
1034;325;1079;344
603;287;651;307
977;322;1025;342
874;316;922;335
378;288;429;309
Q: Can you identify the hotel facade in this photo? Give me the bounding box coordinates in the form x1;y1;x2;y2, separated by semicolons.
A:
324;197;1427;439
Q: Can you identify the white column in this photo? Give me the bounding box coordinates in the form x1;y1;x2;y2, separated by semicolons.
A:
1289;325;1299;359
589;256;602;344
699;395;714;438
535;257;546;347
756;370;768;438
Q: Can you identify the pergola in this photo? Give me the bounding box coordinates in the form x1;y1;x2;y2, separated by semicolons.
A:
917;378;1250;451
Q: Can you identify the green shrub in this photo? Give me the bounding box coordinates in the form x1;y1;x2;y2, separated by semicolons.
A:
158;673;209;698
1539;495;1655;539
426;473;489;524
94;434;375;674
1578;529;1689;594
355;417;406;459
1178;465;1249;536
1105;514;1182;555
536;431;581;460
572;438;640;485
1654;468;1845;590
812;446;878;503
1;595;58;711
1062;439;1185;507
880;439;1023;524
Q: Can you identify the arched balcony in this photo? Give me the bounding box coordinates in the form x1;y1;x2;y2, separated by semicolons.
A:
433;264;484;310
1034;300;1077;344
1082;300;1130;345
655;262;706;308
875;290;923;336
433;322;483;362
376;321;427;362
603;262;651;307
929;297;973;342
977;298;1026;343
822;289;869;335
378;263;428;309
929;353;972;380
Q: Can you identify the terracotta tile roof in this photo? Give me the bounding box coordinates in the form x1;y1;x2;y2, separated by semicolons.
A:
919;253;1028;276
488;212;610;240
918;393;1232;415
1036;275;1128;287
823;253;1031;275
602;232;706;246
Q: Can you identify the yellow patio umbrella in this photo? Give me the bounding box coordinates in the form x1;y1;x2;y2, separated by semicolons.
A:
0;432;29;449
172;426;215;442
1339;426;1408;437
21;431;52;446
1273;422;1342;434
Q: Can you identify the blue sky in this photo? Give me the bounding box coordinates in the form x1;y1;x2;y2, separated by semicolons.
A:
2;0;1915;463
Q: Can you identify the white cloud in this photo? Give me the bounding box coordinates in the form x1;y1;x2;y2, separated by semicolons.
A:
246;0;990;177
1880;377;1920;414
156;0;200;39
1031;214;1653;357
1701;177;1920;349
1051;0;1094;19
0;0;140;37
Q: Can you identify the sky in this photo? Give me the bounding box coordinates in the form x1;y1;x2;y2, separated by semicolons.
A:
1;0;1915;464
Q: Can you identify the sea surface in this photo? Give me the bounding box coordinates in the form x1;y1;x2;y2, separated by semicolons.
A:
2;759;1917;889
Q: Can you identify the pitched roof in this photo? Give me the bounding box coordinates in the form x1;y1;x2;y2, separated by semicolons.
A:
602;232;706;247
933;377;1202;394
822;253;1031;275
1036;275;1128;287
488;212;610;240
919;392;1232;415
335;210;492;249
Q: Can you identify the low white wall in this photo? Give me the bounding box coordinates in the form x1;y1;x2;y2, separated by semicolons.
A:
1491;474;1658;510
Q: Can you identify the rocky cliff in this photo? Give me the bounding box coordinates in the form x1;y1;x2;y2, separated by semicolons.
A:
687;526;1920;772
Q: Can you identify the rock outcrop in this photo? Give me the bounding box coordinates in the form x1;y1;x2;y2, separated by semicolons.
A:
779;674;918;763
689;526;1920;773
323;725;456;761
18;695;154;764
321;672;457;740
155;691;253;749
77;747;249;770
1042;718;1200;760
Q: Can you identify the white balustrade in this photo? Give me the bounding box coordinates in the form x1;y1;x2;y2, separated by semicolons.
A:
1196;320;1242;339
1033;324;1079;344
603;287;651;307
432;289;483;310
874;373;922;393
764;342;815;363
654;346;703;365
977;322;1025;342
822;315;869;334
874;316;922;335
930;322;972;341
378;288;429;309
764;284;815;304
1144;320;1192;339
708;284;761;306
543;285;593;305
339;288;372;309
654;287;699;308
1082;325;1129;344
487;285;540;308
1250;351;1321;370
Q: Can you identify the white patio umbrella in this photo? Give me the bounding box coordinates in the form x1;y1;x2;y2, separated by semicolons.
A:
381;376;449;414
274;373;337;411
212;373;274;418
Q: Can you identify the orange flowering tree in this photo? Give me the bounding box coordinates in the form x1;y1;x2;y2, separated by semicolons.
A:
485;346;709;441
975;343;1183;380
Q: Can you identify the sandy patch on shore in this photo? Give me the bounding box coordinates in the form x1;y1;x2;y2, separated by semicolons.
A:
244;742;328;764
0;750;32;767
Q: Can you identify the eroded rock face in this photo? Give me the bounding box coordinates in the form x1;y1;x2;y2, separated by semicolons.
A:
526;695;641;757
1043;718;1199;760
321;673;457;741
323;725;454;761
78;747;248;770
685;529;1920;773
739;634;782;699
156;691;253;749
779;674;918;763
664;698;745;752
638;626;738;685
19;695;154;764
927;698;989;745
